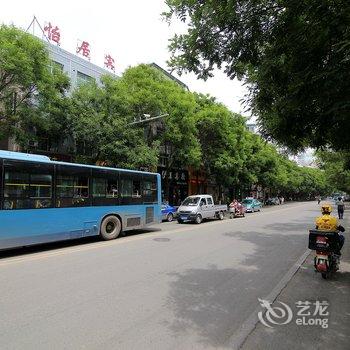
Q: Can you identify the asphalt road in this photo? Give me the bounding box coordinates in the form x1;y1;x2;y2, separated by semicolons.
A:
0;202;318;350
242;206;350;350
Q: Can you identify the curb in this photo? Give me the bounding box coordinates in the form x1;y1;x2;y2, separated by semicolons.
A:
226;249;311;349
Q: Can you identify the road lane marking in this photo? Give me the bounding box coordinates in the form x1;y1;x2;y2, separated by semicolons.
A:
0;202;313;267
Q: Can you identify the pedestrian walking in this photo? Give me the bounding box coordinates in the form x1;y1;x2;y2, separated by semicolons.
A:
335;196;345;219
316;195;321;204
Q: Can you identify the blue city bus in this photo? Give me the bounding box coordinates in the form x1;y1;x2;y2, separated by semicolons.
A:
0;151;161;250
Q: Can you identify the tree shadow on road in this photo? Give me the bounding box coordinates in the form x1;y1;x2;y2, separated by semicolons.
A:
263;220;313;234
240;248;350;350
165;229;307;348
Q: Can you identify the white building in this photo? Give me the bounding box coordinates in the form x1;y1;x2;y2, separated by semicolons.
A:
47;42;117;92
0;27;117;158
246;122;259;134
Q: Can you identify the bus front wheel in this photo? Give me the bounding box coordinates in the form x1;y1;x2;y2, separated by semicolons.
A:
100;215;122;240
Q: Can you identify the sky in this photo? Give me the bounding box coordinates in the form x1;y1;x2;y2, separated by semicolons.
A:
1;0;248;114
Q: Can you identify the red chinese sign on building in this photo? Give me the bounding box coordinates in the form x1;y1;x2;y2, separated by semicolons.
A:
76;41;91;60
44;22;61;45
104;54;115;72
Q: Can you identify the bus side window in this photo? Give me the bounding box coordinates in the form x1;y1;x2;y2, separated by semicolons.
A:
132;180;141;198
55;165;90;207
3;167;30;209
120;179;132;198
4;171;29;199
30;173;52;209
106;179;118;198
91;169;119;206
74;176;89;199
3;161;53;209
120;174;142;204
92;178;107;198
56;175;74;207
143;175;158;203
3;200;14;210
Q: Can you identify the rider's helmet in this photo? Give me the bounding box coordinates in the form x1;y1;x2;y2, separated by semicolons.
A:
321;204;332;215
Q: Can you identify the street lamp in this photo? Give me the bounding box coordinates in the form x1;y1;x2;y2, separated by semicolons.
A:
128;113;169;126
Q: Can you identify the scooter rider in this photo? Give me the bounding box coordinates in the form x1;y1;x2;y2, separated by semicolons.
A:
229;199;238;209
315;204;345;255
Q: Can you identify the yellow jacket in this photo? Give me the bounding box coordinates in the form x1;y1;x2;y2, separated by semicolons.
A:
315;214;339;231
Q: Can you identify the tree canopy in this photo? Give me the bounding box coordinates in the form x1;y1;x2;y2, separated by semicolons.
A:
164;0;350;152
316;151;350;194
68;63;329;199
194;93;248;188
0;25;70;147
0;24;334;200
69;75;160;169
118;65;201;169
69;64;201;170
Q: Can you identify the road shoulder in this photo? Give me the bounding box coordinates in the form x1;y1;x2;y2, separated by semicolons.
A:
241;213;350;350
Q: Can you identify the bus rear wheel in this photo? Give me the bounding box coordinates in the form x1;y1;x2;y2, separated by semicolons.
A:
100;215;122;240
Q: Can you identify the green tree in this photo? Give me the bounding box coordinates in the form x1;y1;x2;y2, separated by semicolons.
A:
0;25;70;148
194;93;248;192
298;167;329;197
69;64;201;172
120;64;201;169
316;151;350;193
164;0;350;152
69;76;159;169
268;156;330;199
243;135;281;194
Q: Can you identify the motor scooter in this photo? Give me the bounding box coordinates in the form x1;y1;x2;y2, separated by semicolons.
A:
229;201;245;219
308;229;342;279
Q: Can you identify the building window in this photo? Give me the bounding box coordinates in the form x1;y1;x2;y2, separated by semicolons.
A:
76;141;94;156
159;156;167;167
76;71;94;86
49;61;64;74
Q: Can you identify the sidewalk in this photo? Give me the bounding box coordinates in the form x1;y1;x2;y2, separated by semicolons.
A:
241;211;350;350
